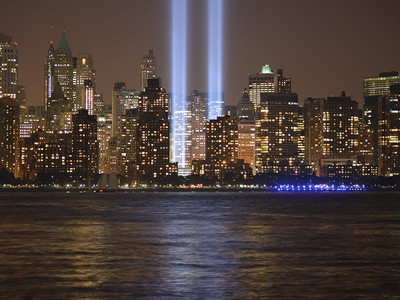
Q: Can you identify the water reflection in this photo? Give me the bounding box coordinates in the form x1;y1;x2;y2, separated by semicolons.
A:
0;192;399;298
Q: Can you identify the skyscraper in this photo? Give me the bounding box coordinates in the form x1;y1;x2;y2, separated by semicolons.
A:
45;30;74;112
82;79;94;115
304;98;324;167
71;109;98;177
0;33;18;100
256;93;300;174
140;50;157;90
112;82;139;137
377;85;400;176
190;91;207;161
248;65;291;107
0;97;20;174
134;78;177;183
75;53;96;111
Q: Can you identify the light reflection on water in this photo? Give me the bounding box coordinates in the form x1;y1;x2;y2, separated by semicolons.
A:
0;192;399;299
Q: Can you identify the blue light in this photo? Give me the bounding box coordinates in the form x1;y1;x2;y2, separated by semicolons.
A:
207;0;224;120
171;0;188;170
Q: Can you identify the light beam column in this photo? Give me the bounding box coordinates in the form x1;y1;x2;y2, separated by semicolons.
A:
171;0;189;174
208;0;224;120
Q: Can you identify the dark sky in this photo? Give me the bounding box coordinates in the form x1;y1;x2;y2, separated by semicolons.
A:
1;0;399;106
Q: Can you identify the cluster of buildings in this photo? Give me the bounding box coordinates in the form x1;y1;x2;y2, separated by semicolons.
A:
1;31;399;187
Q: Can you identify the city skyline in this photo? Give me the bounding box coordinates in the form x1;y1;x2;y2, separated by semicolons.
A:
1;0;399;106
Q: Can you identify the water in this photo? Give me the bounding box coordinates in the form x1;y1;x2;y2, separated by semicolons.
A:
0;191;399;299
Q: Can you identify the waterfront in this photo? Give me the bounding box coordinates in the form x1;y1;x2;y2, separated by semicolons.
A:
0;192;399;299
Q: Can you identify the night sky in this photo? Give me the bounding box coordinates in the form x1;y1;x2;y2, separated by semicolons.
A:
1;0;399;106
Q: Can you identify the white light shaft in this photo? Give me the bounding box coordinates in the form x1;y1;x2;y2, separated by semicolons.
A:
172;0;188;167
208;0;224;120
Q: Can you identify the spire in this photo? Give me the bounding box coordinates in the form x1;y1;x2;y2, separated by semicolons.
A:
57;28;71;52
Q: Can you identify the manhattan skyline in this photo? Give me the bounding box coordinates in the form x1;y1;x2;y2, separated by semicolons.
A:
1;0;400;106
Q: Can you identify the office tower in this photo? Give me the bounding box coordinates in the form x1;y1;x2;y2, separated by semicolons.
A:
97;115;112;174
362;71;400;166
82;80;94;115
205;115;238;178
75;53;96;111
0;97;20;174
93;93;104;116
140;50;157;90
256;93;300;174
20;106;46;138
71;109;98;177
112;82;139;137
237;89;256;172
171;94;192;176
134;78;176;182
322;92;359;159
44;41;55;111
248;65;291;107
304;98;325;167
0;33;18;100
118;109;139;177
377;85;400;176
46;81;69;131
45;30;74;112
191;91;207;161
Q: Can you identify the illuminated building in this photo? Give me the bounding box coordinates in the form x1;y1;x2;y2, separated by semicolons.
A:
0;33;18;100
237;89;256;173
297;109;305;165
190;91;207;161
322;92;358;159
75;53;96;111
204;115;238;178
256;93;300;175
97;113;112;174
112;82;139;137
362;71;400;166
134;78;177;182
82;80;94;115
71;109;98;177
304;98;324;168
93;93;104;116
248;65;291;107
118;109;139;177
20;106;45;138
47;30;74;112
0;97;20;174
377;84;400;176
46;81;70;131
16;85;26;121
140;50;157;90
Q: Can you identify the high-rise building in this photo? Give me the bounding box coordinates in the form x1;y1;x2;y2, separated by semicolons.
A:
362;71;400;166
75;53;96;111
248;65;291;107
112;82;139;137
140;50;157;90
118;109;139;177
45;30;74;112
71;109;98;177
82;80;94;115
0;33;18;100
322;92;359;159
134;78;176;183
190;91;207;161
20;105;46;138
0;97;20;174
377;85;400;176
237;89;256;173
256;93;300;174
205;115;238;178
304;98;325;167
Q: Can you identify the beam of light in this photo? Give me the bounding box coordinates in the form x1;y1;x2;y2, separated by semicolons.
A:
171;0;188;171
207;0;224;120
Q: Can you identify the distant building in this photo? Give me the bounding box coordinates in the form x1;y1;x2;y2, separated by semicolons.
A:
71;109;98;177
75;53;96;111
248;65;291;107
304;98;324;167
190;91;207;161
112;82;139;137
377;84;400;176
140;50;157;90
0;97;20;174
256;93;300;174
118;109;139;177
0;33;18;100
82;79;94;115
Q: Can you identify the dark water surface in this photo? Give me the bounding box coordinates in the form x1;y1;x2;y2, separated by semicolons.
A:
0;191;399;299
